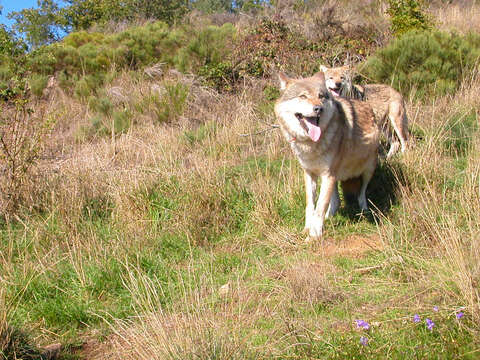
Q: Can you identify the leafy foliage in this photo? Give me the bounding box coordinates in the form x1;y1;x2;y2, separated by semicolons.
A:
0;100;55;217
153;82;189;123
362;30;480;97
8;0;61;49
387;0;430;36
23;21;236;94
175;23;236;72
7;0;190;49
0;25;28;101
234;16;378;79
0;25;27;58
61;0;189;30
192;0;234;13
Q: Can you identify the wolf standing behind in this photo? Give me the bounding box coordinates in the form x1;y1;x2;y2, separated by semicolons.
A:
320;65;409;159
274;72;380;241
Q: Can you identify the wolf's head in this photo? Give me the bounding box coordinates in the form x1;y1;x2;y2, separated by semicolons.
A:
274;72;335;142
320;65;351;97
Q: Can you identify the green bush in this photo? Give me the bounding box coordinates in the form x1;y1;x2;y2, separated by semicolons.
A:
174;23;236;72
74;75;103;98
24;21;237;94
361;30;480;98
198;61;238;91
154;82;189;124
28;74;49;97
387;0;430;36
90;95;114;116
0;325;44;360
112;110;133;134
174;23;236;90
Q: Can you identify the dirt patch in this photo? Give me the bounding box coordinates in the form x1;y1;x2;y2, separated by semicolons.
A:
72;339;109;360
321;234;383;258
283;261;345;305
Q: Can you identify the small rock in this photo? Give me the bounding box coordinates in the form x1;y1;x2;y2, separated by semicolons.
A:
42;343;62;359
219;283;230;296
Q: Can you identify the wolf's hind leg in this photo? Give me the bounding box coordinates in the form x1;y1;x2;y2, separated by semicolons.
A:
388;102;408;157
326;182;340;218
358;167;375;211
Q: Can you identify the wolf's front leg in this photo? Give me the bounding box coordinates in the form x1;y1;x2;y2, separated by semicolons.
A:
303;170;318;233
308;174;336;241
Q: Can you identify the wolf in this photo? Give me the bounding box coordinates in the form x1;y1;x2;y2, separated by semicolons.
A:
274;71;380;241
320;65;409;159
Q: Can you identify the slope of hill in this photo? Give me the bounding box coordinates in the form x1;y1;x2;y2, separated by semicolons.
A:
1;1;480;359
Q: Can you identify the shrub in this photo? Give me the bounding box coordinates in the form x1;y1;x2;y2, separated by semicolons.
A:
24;21;238;94
0;100;55;218
154;82;189;123
387;0;431;36
74;75;98;98
198;61;238;91
28;74;49;97
27;22;174;92
361;30;480;97
0;324;44;360
174;23;237;90
112;109;133;134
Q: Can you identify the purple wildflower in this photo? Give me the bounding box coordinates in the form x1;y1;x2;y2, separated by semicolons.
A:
413;314;421;323
355;320;370;330
456;312;464;319
426;318;435;331
360;336;369;346
433;306;439;312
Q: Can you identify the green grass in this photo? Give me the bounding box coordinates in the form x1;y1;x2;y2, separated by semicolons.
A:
3;125;479;358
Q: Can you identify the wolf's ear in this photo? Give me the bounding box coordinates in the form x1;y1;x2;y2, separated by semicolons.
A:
278;72;291;90
319;65;328;73
312;71;325;82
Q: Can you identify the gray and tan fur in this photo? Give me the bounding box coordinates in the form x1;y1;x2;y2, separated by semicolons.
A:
274;71;380;241
320;65;409;159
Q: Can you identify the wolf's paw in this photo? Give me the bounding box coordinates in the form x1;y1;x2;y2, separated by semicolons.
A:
305;234;321;243
308;220;323;240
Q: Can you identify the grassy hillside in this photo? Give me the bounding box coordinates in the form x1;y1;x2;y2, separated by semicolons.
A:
1;1;480;359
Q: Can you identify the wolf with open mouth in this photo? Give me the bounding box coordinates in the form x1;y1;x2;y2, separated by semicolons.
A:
274;71;380;241
320;64;409;159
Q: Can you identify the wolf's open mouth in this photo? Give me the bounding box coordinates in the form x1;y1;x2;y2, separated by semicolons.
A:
328;86;340;97
295;113;321;142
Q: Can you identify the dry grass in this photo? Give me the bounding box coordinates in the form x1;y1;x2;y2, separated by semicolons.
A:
284;261;344;306
378;69;480;322
90;255;348;360
274;0;390;40
97;280;256;360
430;0;480;34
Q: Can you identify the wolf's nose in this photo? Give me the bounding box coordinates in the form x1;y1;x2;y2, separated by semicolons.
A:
335;82;342;88
313;105;323;114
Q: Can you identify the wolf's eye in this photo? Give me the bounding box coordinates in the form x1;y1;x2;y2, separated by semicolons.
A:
300;94;307;99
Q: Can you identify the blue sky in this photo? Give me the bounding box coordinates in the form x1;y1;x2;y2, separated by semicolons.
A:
1;0;41;28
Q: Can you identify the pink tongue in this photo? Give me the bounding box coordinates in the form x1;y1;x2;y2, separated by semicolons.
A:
305;121;321;142
330;89;340;97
